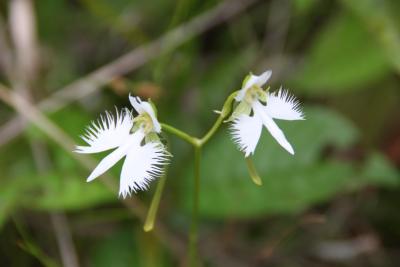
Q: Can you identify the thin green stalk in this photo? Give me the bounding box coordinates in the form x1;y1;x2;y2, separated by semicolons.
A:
189;146;201;267
198;115;224;145
161;123;200;147
143;172;168;232
162;91;237;147
159;91;238;266
199;91;237;145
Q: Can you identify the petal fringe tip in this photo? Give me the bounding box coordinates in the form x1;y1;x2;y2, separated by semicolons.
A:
75;108;133;154
230;114;263;157
265;88;304;121
118;142;171;199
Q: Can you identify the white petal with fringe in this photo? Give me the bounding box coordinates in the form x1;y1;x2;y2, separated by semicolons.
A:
265;88;304;121
230;70;304;156
119;142;169;198
75;109;133;154
230;114;262;157
75;96;168;198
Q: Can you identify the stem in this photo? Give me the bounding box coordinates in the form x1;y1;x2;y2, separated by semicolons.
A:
189;146;201;267
161;92;237;265
198;91;237;145
198;115;224;145
161;123;200;147
162;91;238;147
143;171;168;232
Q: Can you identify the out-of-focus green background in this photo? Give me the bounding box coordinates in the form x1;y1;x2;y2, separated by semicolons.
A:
0;0;399;266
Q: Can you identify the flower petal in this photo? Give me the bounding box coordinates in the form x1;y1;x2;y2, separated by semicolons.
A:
129;94;145;114
119;142;169;198
129;95;161;133
253;101;295;155
230;114;263;157
75;108;133;154
265;88;304;120
236;70;272;101
86;130;145;182
253;70;272;87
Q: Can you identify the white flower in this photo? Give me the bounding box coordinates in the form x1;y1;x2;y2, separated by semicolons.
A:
75;96;169;198
230;70;304;157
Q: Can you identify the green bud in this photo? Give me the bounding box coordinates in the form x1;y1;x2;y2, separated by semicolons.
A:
225;101;251;122
130;123;141;134
257;90;267;103
147;98;158;117
145;132;161;144
220;91;238;118
241;73;252;89
245;157;262;186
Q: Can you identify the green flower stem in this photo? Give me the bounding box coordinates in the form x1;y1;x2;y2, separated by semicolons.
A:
161;123;200;147
162;91;237;147
245;157;263;186
198;91;237;145
143;171;168;232
159;91;238;266
198;115;224;146
189;146;201;267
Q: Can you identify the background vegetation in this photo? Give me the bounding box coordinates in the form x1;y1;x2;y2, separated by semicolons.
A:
0;0;399;266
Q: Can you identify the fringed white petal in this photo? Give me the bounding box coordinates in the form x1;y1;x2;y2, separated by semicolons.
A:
265;88;304;121
86;130;145;182
119;142;169;198
236;70;272;101
129;95;161;133
75;109;133;154
253;101;295;155
230;114;263;157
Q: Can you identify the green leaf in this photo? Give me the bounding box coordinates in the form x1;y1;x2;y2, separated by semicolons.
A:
360;153;399;186
179;107;397;219
291;12;391;94
0;125;116;214
0;178;25;229
0;144;38;228
29;171;115;211
340;0;400;74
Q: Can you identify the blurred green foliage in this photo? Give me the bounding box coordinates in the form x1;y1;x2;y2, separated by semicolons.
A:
0;0;399;266
181;107;397;218
292;12;391;93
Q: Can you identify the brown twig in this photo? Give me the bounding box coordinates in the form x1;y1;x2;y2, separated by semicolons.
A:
0;16;14;81
50;213;80;267
9;0;39;88
8;1;80;266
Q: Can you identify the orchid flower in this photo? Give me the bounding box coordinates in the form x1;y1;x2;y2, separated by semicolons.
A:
229;70;304;157
75;95;169;198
